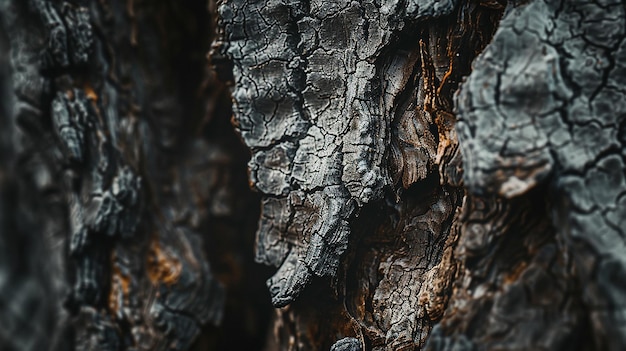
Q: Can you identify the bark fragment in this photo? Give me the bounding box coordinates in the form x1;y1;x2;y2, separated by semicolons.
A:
219;0;467;308
218;1;506;349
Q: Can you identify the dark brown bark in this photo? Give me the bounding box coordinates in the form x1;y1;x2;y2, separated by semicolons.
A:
0;1;270;350
1;0;625;350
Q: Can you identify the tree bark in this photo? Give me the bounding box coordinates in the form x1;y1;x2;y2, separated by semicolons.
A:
0;1;269;350
1;0;625;351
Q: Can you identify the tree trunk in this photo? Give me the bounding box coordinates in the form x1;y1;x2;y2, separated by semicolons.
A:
0;1;269;350
1;0;625;351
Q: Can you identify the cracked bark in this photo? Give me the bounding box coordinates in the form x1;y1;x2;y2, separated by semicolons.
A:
1;0;625;350
218;0;626;350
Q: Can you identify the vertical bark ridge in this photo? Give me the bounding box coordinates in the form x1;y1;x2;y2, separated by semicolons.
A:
428;0;626;350
0;1;266;349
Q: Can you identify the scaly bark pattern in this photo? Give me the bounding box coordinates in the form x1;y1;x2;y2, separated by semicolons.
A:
427;1;626;350
217;0;503;349
218;0;465;308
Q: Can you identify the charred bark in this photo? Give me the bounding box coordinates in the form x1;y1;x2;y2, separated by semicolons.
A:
217;0;626;350
0;0;625;350
0;1;269;350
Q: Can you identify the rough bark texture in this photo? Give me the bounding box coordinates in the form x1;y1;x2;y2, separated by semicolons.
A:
1;0;625;350
217;0;626;349
429;1;626;350
0;1;270;350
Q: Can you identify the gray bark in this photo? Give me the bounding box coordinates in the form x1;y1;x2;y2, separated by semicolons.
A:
1;0;625;350
431;1;626;350
218;0;626;350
